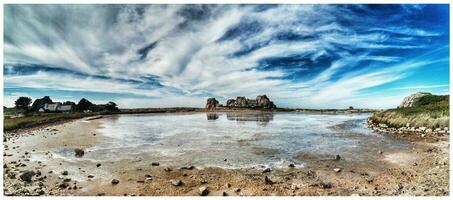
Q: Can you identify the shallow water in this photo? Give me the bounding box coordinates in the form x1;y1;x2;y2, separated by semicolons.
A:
57;112;412;169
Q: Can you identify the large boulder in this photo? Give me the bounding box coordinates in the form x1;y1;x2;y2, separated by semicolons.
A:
399;92;431;108
205;98;219;109
235;97;248;107
226;99;236;107
256;95;276;109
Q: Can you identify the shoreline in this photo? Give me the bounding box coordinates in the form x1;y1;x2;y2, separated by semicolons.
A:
4;108;377;133
3;113;449;196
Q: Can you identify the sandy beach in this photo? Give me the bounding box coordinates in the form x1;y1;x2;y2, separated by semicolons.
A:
3;115;449;196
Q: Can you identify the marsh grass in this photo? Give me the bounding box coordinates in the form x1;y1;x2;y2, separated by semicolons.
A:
370;94;449;128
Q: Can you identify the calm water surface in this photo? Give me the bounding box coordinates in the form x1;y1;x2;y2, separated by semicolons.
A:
58;112;412;168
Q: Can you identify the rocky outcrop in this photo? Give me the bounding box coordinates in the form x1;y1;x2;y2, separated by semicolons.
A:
399;92;431;108
256;95;276;109
205;98;219;109
223;95;276;109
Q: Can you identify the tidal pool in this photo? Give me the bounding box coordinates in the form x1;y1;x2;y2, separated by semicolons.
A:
62;112;412;169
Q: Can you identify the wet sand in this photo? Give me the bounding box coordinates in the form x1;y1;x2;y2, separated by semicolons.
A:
3;116;449;196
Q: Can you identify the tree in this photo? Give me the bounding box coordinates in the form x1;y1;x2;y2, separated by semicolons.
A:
14;97;32;110
76;98;94;111
31;96;53;112
105;101;119;111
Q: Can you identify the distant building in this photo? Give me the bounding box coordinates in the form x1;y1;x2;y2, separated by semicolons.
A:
40;103;73;112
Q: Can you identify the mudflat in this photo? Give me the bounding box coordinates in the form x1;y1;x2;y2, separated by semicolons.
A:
3;113;449;196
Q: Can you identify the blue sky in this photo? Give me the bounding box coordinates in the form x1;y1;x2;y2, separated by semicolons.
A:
3;4;450;109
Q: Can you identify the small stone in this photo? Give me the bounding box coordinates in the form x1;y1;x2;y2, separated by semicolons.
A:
164;167;172;172
334;168;342;173
88;175;94;178
170;179;182;186
180;165;194;170
19;171;36;182
63;178;71;182
111;179;120;185
334;155;341;160
262;168;272;173
151;162;160;166
74;148;84;157
36;189;45;195
234;188;241;192
222;191;229;196
264;176;274;184
200;179;208;184
62;171;68;175
288;163;295;168
96;163;101;167
59;182;69;188
225;183;231;188
198;187;209;196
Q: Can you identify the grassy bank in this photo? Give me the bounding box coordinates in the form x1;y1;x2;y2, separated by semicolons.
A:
370;94;449;129
3;112;98;131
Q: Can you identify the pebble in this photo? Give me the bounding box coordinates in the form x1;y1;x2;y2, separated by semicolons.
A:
334;168;342;173
335;154;341;160
264;176;274;184
198;187;209;196
164;167;172;172
88;175;94;178
262;168;272;173
151;162;160;166
234;188;241;192
96;163;101;167
19;170;36;182
62;171;68;175
111;179;120;185
222;191;229;196
170;179;182;186
288;163;295;168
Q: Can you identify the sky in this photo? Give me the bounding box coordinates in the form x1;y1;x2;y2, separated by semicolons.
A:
3;4;450;109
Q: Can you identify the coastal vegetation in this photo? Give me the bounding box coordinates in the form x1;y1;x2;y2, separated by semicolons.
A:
370;93;449;129
4;96;119;131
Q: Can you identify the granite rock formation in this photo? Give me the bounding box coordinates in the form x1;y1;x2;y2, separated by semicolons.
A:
223;95;276;109
399;92;431;108
205;98;219;109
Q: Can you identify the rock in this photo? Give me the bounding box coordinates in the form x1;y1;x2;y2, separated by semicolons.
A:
36;189;45;195
74;148;84;157
88;175;94;178
426;128;433;133
200;179;208;184
225;183;231;188
378;123;388;128
256;95;277;108
233;188;241;192
111;179;120;185
262;168;272;173
20;171;36;182
59;182;69;188
63;178;71;182
170;179;182;186
291;183;303;190
164;167;172;172
180;165;195;170
62;171;68;175
205;98;219;109
333;168;342;173
264;176;274;184
399;92;431;108
222;191;229;196
334;154;341;160
151;162;160;166
96;163;101;167
288;163;295;168
198;187;209;196
419;127;427;132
